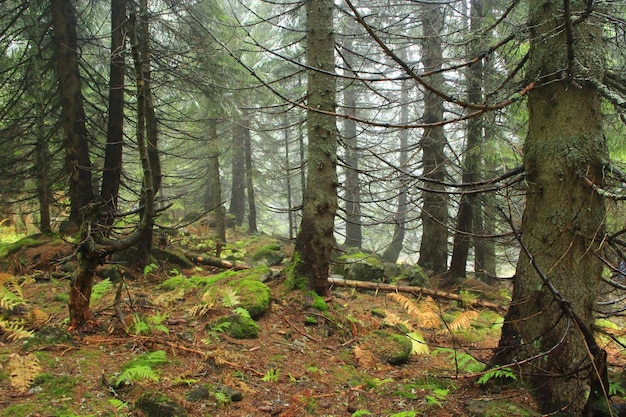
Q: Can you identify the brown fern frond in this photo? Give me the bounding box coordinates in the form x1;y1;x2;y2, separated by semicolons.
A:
353;345;377;368
449;311;480;331
0;319;33;341
9;353;41;392
386;293;421;319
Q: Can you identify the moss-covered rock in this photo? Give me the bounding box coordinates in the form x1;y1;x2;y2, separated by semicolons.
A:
22;326;75;350
136;391;187;417
333;251;385;282
252;243;285;266
234;279;271;319
218;311;259;339
151;247;195;269
362;330;412;365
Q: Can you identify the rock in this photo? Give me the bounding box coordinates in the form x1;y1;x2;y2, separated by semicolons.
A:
362;330;412;365
135;392;187;417
467;398;540;416
186;383;243;403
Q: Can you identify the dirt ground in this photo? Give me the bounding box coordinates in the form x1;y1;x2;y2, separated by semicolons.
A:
0;235;623;417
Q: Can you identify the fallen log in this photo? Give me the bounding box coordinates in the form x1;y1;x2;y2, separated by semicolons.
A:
182;250;250;270
328;277;506;312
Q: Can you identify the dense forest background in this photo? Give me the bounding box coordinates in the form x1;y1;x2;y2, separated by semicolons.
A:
1;0;626;415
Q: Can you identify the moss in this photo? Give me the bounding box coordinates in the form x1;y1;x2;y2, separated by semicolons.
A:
136;391;188;417
219;312;259;339
334;251;385;282
309;291;328;312
234;279;271;319
285;251;308;291
0;236;46;259
252;243;285;266
364;330;412;365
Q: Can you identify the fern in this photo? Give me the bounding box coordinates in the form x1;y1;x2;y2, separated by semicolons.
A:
406;331;429;355
0;285;25;311
351;410;373;417
115;350;169;386
261;368;280;382
233;306;251;319
115;364;160;386
213;390;231;406
0;319;34;341
9;353;41;392
91;278;112;301
220;286;240;307
449;311;480;331
433;347;485;374
477;367;518;385
108;398;128;410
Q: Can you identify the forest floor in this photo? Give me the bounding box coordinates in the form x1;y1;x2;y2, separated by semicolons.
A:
0;230;624;417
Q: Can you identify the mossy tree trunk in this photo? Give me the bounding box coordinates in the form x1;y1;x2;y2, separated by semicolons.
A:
493;1;606;414
291;0;338;297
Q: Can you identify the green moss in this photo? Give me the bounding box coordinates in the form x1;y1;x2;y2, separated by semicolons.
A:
364;330;412;365
334;251;385;282
0;236;46;259
309;291;328;312
285;251;308;291
234;279;271;319
252;244;285;266
219;312;259;339
136;391;188;417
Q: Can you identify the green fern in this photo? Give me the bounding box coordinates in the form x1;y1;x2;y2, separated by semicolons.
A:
220;286;240;307
130;312;169;335
115;364;160;386
351;410;373;417
91;278;112;301
234;306;251;319
433;347;485;374
115;350;169;386
261;368;280;382
477;367;518;385
213;390;231;406
108;398;128;410
0;285;25;311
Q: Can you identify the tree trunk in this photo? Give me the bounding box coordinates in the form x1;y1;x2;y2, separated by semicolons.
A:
493;1;606;414
229;119;246;226
341;37;362;249
290;0;338;297
27;0;51;233
417;3;448;275
382;77;409;263
100;0;126;231
51;0;93;226
448;0;484;280
243;113;258;233
204;118;226;242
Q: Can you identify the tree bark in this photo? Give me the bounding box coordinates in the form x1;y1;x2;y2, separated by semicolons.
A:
243;113;258;233
383;76;409;263
291;0;338;297
229;119;246;226
204;118;226;242
493;1;606;414
100;0;126;232
448;0;484;280
341;36;362;249
417;3;448;274
51;0;93;226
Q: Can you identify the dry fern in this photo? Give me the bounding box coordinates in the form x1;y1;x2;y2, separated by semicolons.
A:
386;293;442;330
353;345;377;368
28;308;50;328
449;311;480;331
0;275;26;311
0;319;34;341
9;353;41;392
386;293;422;318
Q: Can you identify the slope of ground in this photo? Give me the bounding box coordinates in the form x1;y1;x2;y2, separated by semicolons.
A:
0;232;621;417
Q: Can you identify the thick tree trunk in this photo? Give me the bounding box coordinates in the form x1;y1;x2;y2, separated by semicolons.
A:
417;3;448;274
100;0;126;231
51;0;93;226
291;0;338;297
493;1;606;414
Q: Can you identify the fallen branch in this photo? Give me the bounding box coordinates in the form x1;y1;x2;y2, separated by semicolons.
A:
328;277;506;312
182;250;250;270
